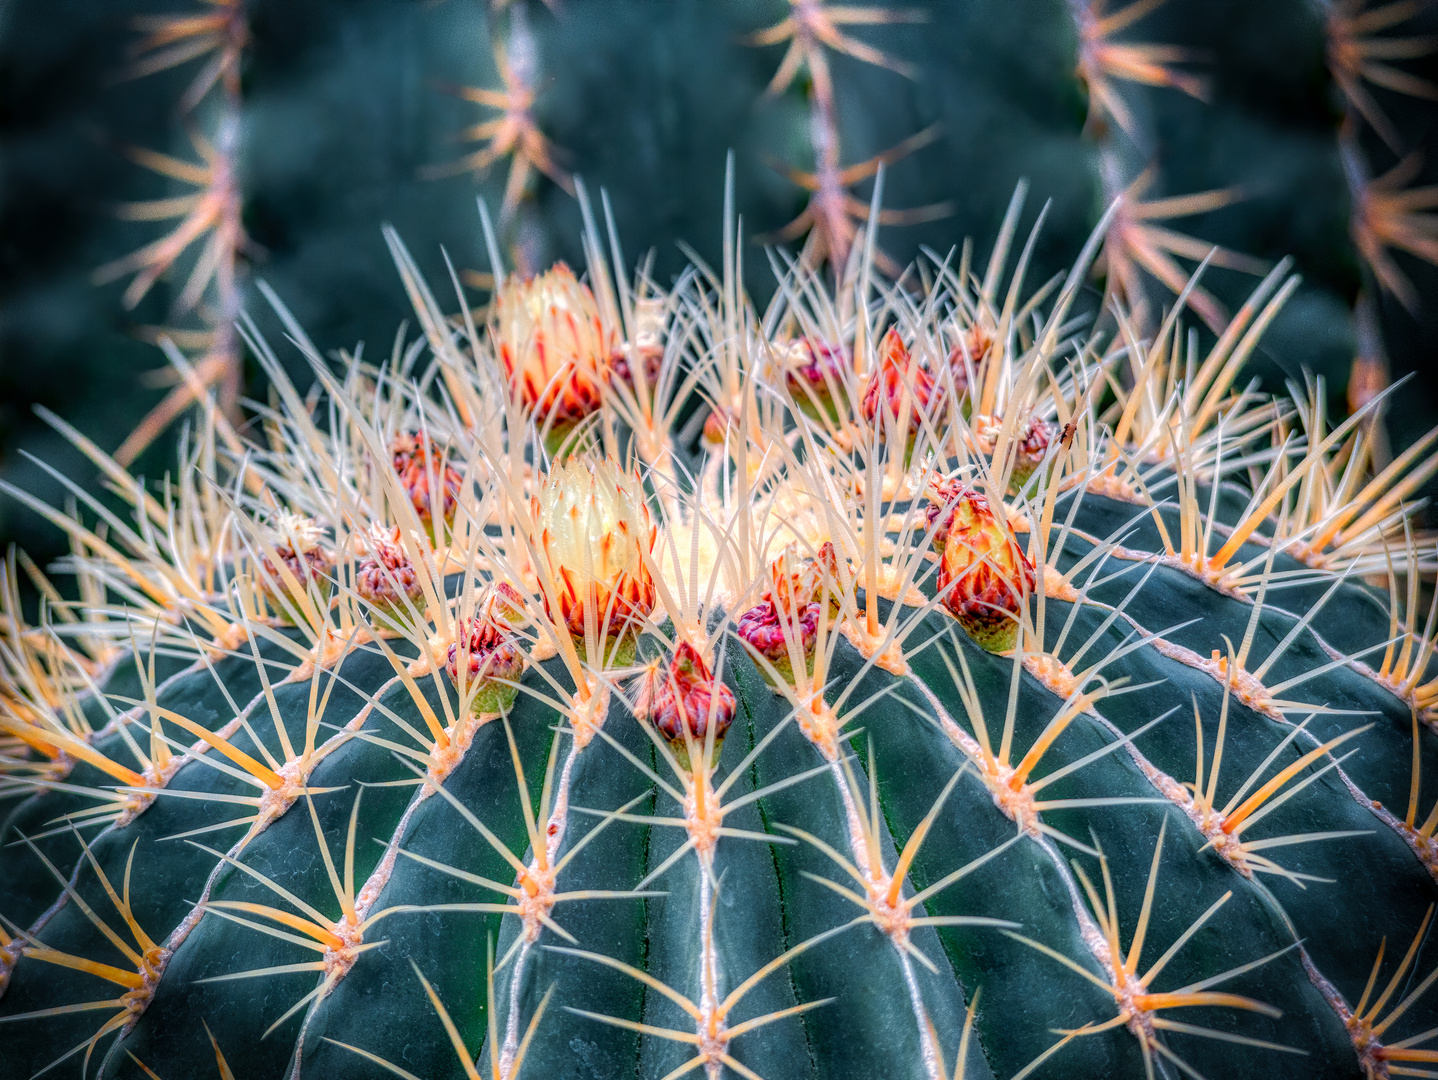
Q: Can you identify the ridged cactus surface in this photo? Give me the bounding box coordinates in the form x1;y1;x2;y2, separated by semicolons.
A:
4;199;1438;1080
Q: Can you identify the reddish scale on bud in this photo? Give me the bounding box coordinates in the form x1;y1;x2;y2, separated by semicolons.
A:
861;328;942;439
356;524;424;628
533;460;656;657
446;583;528;714
494;263;615;429
257;513;334;621
779;338;849;422
923;472;970;550
972;413;1058;491
735;542;843;684
651;642;736;751
935;487;1034;652
390;433;462;531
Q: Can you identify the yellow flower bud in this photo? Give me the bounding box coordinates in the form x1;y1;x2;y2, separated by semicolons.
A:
494;262;614;427
532;459;656;651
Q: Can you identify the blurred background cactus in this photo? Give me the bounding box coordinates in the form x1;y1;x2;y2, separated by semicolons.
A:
2;0;1437;575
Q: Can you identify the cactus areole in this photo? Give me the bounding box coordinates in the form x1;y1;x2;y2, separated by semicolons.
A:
4;197;1438;1080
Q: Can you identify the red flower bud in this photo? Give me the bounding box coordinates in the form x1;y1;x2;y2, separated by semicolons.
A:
652;641;736;748
446;583;528;714
609;295;665;390
391;433;462;531
735;542;843;683
923;472;968;550
609;349;663;392
702;404;734;446
861;328;942;439
935;487;1034;652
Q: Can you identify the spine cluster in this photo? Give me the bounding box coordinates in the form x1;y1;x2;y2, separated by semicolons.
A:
1;171;1438;1080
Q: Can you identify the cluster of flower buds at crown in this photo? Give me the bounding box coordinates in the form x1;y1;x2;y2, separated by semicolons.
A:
935;486;1034;653
390;432;462;531
445;582;528;714
257;512;334;618
533;459;656;649
947;323;993;399
777;338;849;422
494;263;616;427
608;295;665;391
971;413;1057;491
861;328;943;439
355;523;424;626
651;641;736;751
736;542;843;682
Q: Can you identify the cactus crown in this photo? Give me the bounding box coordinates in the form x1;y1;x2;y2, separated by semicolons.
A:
3;189;1438;1080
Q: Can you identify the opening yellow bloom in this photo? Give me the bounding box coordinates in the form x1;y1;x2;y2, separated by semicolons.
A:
494;262;615;428
532;459;656;652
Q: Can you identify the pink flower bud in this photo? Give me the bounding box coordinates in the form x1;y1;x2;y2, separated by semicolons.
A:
735;542;843;683
652;641;736;747
779;338;849;422
971;414;1057;491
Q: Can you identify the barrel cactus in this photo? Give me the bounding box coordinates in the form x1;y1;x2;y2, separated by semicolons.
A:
3;179;1438;1080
